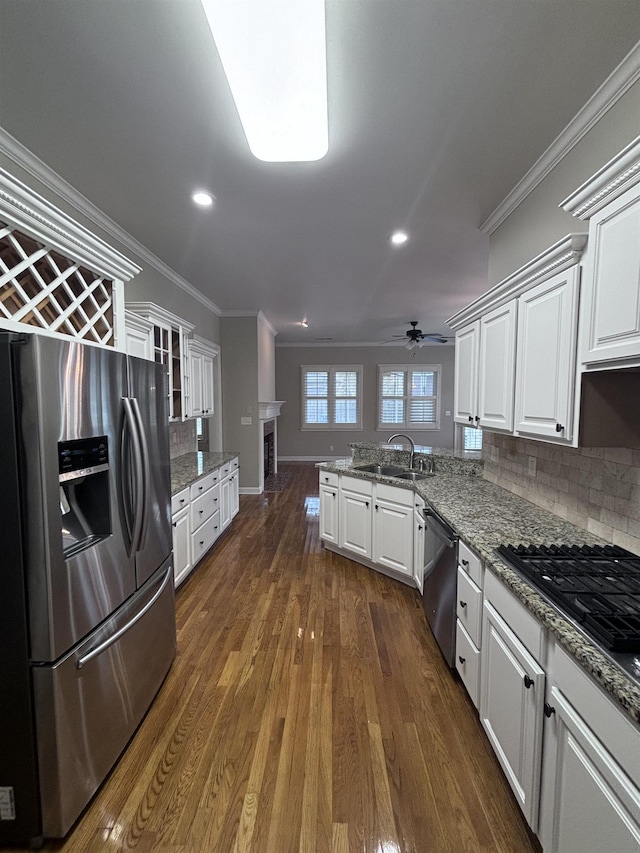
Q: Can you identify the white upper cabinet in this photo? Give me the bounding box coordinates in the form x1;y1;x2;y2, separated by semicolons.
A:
448;234;587;445
453;321;480;426
561;136;640;369
514;267;580;441
478;301;517;432
186;338;218;418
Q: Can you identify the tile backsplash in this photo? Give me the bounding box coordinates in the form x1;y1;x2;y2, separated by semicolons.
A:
169;420;196;459
483;432;640;553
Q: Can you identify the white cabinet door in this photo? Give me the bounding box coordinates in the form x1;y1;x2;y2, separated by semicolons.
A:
454;321;480;426
581;185;640;365
539;686;640;853
480;600;545;829
339;487;372;559
372;496;413;576
188;349;204;417
229;468;239;518
201;353;215;415
125;312;153;359
319;483;339;544
172;507;192;587
514;268;579;441
478;301;517;432
413;503;425;593
220;475;232;532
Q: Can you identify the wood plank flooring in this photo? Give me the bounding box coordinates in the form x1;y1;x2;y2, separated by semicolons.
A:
10;463;540;853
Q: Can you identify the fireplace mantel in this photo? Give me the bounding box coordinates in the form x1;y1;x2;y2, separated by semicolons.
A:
259;401;285;420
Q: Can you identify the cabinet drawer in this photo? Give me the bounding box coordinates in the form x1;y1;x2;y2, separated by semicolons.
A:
171;487;189;516
191;511;220;563
459;539;483;587
484;569;545;662
456;620;480;708
190;483;219;529
457;567;482;646
190;469;218;499
319;470;339;488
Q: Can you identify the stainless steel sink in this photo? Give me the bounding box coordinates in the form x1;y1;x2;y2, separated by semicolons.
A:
355;464;405;476
395;470;431;481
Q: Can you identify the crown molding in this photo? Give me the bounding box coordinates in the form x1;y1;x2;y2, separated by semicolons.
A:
447;233;587;330
0;165;140;281
560;133;640;219
275;339;454;348
257;311;279;336
125;301;195;334
480;41;640;236
0;126;221;314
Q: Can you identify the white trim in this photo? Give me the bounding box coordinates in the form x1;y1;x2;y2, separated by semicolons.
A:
0;166;140;281
560;134;640;219
257;310;278;337
480;41;640;235
259;401;285;420
447;233;587;330
125;301;195;334
239;486;263;495
0;127;221;314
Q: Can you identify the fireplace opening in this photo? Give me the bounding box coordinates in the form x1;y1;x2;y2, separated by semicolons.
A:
264;428;275;479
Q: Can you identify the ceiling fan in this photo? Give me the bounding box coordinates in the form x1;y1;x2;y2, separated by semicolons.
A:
387;321;453;348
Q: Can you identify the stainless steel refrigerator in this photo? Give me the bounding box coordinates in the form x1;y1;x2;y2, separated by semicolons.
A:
0;331;176;845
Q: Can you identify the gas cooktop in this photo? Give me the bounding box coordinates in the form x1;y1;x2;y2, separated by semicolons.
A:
497;544;640;663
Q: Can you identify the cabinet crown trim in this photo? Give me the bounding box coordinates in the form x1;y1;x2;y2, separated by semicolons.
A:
447;233;587;330
126;301;195;333
560;134;640;219
0;166;141;281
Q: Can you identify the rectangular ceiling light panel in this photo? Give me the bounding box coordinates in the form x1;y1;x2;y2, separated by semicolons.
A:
201;0;328;162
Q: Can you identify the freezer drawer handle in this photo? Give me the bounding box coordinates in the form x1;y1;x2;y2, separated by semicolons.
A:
75;565;173;670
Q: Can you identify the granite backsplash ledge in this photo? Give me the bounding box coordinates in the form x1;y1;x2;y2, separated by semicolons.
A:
349;440;483;476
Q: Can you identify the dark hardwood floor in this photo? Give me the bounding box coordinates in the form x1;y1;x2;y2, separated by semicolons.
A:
9;462;540;852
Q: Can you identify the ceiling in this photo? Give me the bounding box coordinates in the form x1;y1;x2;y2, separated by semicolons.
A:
1;1;639;344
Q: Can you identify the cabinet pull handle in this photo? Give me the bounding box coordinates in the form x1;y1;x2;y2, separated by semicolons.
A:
524;674;534;689
180;498;185;504
172;521;177;527
418;524;423;531
459;600;467;608
366;501;370;508
474;415;480;422
332;491;336;498
555;423;564;432
544;703;556;718
458;655;466;665
461;559;469;566
199;540;204;545
375;504;379;511
468;415;473;422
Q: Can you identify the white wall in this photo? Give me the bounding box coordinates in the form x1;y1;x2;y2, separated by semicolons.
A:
276;344;456;459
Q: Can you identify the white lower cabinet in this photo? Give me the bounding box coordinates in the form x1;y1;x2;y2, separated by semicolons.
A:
372;484;413;577
539;643;640;853
339;475;373;560
319;471;339;544
413;498;425;593
480;574;546;830
170;457;239;588
455;540;484;709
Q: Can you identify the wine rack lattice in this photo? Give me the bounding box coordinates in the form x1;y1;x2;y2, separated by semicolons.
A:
0;220;114;345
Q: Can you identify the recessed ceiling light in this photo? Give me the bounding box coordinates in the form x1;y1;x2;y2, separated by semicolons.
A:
192;191;215;207
299;320;309;328
200;0;328;162
391;231;409;246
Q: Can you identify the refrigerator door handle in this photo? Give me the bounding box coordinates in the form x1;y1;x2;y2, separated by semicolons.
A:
122;397;144;556
130;396;151;552
75;564;173;670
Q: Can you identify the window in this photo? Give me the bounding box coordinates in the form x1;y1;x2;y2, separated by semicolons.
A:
196;417;210;452
463;426;482;451
301;365;363;429
377;364;440;430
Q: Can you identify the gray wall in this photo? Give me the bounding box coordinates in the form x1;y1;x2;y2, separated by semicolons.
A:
487;81;640;286
221;316;260;489
276;344;455;459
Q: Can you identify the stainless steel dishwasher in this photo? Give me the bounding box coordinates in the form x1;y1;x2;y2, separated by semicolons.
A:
421;506;459;667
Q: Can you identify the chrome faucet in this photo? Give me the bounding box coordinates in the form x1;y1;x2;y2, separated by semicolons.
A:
387;433;415;470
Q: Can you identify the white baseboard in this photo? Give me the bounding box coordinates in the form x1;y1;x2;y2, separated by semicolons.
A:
239;486;262;495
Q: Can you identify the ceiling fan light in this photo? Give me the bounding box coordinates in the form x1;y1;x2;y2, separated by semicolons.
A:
201;0;328;162
405;339;417;350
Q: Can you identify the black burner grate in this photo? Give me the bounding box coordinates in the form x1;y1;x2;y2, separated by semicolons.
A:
497;544;640;652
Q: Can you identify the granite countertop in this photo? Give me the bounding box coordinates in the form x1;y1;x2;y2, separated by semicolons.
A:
318;457;640;725
171;451;238;495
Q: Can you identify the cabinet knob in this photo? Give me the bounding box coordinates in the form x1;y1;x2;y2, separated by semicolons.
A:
199;509;204;515
375;504;379;511
458;655;466;665
172;521;177;527
199;540;204;545
524;674;534;689
544;703;556;718
555;423;564;432
459;600;467;608
474;415;480;422
366;501;370;508
461;559;469;567
468;415;473;422
418;524;423;531
180;498;185;504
